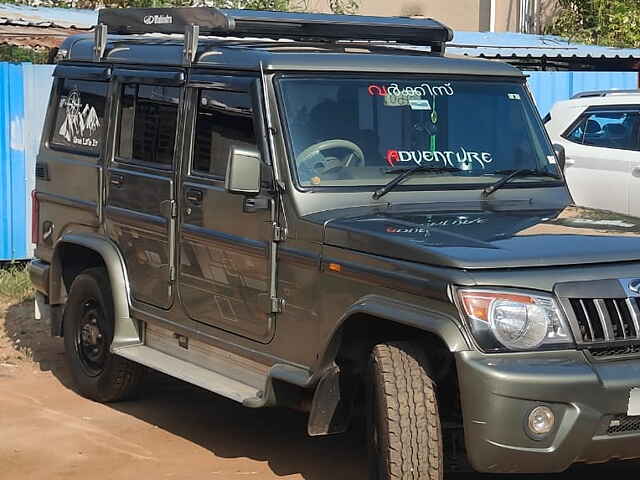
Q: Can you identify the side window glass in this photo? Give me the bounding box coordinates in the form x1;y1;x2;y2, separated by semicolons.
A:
192;89;255;178
581;111;639;151
117;84;180;167
50;79;107;155
566;116;586;144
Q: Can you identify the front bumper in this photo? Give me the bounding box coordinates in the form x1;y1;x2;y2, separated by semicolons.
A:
456;349;640;473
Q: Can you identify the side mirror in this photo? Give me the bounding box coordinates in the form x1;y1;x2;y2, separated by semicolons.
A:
553;143;566;171
225;145;262;196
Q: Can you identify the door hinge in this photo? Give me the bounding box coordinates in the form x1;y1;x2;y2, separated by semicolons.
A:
273;222;287;242
170;199;178;218
271;296;285;313
169;266;176;283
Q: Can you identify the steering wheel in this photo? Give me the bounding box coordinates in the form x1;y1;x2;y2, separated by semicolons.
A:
297;139;365;177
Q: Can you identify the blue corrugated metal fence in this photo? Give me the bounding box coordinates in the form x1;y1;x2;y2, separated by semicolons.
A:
527;71;639;116
0;63;54;261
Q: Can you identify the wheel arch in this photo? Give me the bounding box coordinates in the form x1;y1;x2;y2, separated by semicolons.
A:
307;294;470;436
319;294;470;375
50;234;140;347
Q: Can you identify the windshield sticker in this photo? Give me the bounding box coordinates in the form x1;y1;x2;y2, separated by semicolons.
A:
384;94;420;107
409;99;432;111
508;93;521;100
368;82;454;98
547;155;557;164
58;87;100;148
386;148;494;169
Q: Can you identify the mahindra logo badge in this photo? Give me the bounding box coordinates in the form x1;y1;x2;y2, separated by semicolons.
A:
143;14;173;25
629;279;640;294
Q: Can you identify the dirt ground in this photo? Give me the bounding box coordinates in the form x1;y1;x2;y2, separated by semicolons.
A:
1;300;639;480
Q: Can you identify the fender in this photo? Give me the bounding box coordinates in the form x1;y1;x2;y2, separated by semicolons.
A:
317;294;471;375
51;233;141;349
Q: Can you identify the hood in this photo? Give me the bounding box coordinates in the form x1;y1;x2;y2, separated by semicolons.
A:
320;204;640;269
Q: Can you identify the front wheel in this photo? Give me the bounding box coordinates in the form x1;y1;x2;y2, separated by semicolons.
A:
63;267;144;402
367;341;444;480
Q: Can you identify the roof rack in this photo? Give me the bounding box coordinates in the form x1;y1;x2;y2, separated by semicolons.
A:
572;89;640;99
94;7;453;64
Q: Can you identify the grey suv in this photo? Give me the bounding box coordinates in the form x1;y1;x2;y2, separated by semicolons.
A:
29;7;640;479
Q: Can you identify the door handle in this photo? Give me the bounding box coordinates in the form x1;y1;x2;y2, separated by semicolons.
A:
243;197;270;213
564;158;575;167
632;167;640;177
185;188;204;205
110;174;125;187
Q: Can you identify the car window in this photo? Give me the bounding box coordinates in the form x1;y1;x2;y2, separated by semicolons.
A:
192;89;255;179
566;116;587;144
567;110;640;151
117;84;181;168
50;79;107;155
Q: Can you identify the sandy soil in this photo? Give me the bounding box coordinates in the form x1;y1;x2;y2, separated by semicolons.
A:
0;299;638;480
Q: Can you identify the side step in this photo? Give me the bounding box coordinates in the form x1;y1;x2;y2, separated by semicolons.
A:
114;345;262;403
112;323;269;405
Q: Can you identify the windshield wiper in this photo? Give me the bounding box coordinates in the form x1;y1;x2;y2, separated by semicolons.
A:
482;168;562;197
372;165;462;200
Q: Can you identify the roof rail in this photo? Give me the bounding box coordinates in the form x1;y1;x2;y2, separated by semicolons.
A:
95;7;453;64
572;89;640;99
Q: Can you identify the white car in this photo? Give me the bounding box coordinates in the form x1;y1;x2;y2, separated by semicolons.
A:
545;90;640;217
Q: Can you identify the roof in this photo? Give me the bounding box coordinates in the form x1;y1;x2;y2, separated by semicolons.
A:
448;31;640;70
0;4;91;49
61;34;523;77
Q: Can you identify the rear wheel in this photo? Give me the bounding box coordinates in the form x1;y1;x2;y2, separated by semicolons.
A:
63;267;144;402
367;341;444;480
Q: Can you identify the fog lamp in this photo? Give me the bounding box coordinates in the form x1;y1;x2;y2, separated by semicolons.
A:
527;406;555;435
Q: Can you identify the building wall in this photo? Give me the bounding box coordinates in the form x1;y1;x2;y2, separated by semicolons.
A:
311;0;559;32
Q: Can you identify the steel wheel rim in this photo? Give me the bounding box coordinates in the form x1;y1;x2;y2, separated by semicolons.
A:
74;297;107;377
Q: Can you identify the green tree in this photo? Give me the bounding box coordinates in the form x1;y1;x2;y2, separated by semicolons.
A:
546;0;640;48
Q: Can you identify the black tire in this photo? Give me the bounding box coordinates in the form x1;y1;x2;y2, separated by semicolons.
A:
63;267;144;402
367;341;443;480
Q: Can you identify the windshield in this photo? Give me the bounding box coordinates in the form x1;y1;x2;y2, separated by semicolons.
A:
278;76;559;189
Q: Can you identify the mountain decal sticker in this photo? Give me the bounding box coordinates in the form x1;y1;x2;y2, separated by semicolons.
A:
59;87;100;148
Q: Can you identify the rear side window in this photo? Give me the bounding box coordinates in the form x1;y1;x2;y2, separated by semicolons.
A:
117;84;181;168
192;89;255;178
50;79;107;155
565;110;640;151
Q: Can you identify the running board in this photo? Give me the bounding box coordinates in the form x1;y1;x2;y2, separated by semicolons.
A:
112;323;269;405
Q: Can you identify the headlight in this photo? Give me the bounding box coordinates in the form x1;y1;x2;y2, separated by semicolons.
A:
456;289;574;352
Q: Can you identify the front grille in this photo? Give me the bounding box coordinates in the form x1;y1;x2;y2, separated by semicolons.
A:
607;415;640;435
568;298;640;344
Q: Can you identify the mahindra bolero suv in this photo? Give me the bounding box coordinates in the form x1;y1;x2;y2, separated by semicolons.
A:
29;7;640;479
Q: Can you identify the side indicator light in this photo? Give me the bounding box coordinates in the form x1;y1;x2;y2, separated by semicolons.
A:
328;263;342;272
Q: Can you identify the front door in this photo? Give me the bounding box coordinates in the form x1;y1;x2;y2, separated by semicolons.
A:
178;77;274;343
105;71;184;309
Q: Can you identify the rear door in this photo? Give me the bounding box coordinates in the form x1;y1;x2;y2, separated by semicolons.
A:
104;69;185;309
178;74;275;343
562;107;639;215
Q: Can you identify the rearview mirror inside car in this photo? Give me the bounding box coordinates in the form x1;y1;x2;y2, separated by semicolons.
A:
553;143;566;171
225;145;262;196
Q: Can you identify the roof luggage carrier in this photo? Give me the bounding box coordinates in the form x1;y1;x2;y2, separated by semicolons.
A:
94;7;453;64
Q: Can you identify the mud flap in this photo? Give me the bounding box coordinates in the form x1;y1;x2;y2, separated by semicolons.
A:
307;363;356;436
